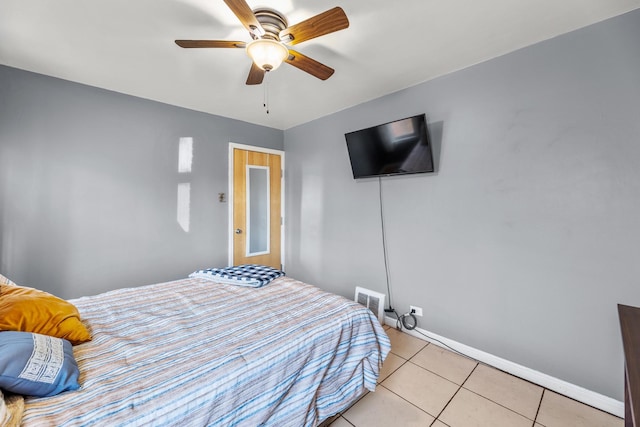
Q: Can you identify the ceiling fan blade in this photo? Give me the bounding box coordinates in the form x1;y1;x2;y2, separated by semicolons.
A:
223;0;264;36
175;40;246;48
246;62;265;85
285;49;334;80
279;7;349;46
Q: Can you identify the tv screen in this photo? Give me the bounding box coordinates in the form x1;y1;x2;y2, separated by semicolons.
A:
345;114;434;179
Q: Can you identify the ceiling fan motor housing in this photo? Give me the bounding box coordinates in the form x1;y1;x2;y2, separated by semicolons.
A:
253;8;288;41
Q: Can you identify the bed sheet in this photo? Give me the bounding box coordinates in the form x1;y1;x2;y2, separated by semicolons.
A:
21;276;390;426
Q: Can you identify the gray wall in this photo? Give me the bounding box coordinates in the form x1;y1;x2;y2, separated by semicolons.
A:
0;65;283;299
284;9;640;401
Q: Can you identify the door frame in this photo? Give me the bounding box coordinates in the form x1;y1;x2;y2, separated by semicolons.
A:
228;142;285;270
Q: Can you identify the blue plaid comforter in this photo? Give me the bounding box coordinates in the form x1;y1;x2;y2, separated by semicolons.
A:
189;264;285;288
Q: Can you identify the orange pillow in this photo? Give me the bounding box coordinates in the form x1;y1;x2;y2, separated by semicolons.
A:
0;284;91;345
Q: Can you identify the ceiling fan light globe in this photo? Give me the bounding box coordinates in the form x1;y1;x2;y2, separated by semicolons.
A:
246;39;288;72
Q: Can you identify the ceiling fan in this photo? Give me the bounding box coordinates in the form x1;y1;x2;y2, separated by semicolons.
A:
175;0;349;85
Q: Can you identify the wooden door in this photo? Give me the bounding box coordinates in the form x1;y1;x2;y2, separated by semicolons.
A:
232;147;282;269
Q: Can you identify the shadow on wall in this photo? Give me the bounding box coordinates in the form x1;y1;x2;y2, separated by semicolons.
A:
24;162;72;298
286;160;326;279
427;120;444;173
0;155;72;296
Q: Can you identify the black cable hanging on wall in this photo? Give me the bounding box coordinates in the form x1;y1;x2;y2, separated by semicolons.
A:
379;176;417;330
378;176;393;310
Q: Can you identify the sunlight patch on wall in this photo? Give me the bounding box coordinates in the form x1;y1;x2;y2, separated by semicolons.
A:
177;182;191;232
178;137;193;173
177;137;193;232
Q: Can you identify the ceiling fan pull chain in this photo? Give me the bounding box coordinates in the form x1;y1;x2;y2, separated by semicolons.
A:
264;73;270;114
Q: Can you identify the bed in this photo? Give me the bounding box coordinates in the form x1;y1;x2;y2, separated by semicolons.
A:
1;272;390;426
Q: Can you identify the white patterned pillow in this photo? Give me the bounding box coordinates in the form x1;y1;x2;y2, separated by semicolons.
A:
0;273;16;286
0;331;80;397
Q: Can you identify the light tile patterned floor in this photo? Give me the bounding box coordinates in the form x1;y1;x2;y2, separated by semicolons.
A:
329;326;623;427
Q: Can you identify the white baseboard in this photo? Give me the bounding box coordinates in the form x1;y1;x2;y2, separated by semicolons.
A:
383;315;624;418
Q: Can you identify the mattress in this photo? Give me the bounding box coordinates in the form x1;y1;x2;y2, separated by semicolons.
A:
21;276;390;426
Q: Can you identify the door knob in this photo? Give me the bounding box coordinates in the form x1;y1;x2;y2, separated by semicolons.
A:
235;228;243;234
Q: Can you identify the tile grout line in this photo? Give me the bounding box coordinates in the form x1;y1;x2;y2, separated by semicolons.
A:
342;329;433;425
339;348;425;427
387;336;477;424
339;416;356;427
434;385;464;424
431;416;453;427
376;383;442;421
384;356;409;378
432;362;480;422
404;357;472;389
404;330;545;424
533;388;546;426
457;362;541;424
460;386;540;423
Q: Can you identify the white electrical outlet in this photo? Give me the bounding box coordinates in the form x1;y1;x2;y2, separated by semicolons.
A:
410;305;423;317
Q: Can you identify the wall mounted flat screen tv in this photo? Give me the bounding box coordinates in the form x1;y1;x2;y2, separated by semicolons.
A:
345;114;434;179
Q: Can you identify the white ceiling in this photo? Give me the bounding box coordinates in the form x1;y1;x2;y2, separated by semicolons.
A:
1;0;639;130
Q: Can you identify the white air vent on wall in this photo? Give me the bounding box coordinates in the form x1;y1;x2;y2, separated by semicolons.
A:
354;287;386;325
